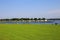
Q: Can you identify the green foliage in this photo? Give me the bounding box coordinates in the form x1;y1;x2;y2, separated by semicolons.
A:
42;18;45;20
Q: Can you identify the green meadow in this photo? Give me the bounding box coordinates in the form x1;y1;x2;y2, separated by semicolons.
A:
0;24;60;40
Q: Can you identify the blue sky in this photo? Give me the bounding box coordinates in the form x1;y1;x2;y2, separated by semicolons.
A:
0;0;60;18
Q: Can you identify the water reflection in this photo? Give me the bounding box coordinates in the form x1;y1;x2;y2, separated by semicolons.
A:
0;20;60;24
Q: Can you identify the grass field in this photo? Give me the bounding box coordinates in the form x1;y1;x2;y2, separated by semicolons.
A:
0;24;60;40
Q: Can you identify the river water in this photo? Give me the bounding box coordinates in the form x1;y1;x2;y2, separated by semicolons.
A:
0;20;60;24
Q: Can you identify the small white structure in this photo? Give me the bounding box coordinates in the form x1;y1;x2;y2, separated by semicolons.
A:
45;20;48;22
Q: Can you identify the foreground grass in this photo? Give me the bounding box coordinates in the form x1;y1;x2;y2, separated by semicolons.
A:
0;24;60;40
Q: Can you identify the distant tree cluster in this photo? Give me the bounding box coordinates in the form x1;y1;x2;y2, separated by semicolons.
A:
0;18;60;22
48;18;60;20
0;18;46;22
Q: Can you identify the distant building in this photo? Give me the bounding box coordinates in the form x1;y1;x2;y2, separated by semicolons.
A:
45;20;48;22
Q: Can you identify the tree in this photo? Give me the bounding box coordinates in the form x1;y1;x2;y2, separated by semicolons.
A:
42;18;45;21
30;18;33;20
5;19;10;21
38;18;41;22
34;18;37;22
11;18;20;21
38;18;41;20
20;18;24;22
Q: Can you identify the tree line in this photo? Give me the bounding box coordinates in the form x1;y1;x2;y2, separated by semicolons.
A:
0;18;46;22
0;18;60;22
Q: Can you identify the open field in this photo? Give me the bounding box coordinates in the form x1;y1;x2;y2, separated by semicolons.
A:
0;24;60;40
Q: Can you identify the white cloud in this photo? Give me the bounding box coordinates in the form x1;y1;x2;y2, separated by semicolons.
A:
48;9;60;14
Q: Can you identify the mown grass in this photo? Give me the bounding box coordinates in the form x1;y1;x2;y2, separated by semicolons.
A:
0;24;60;40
